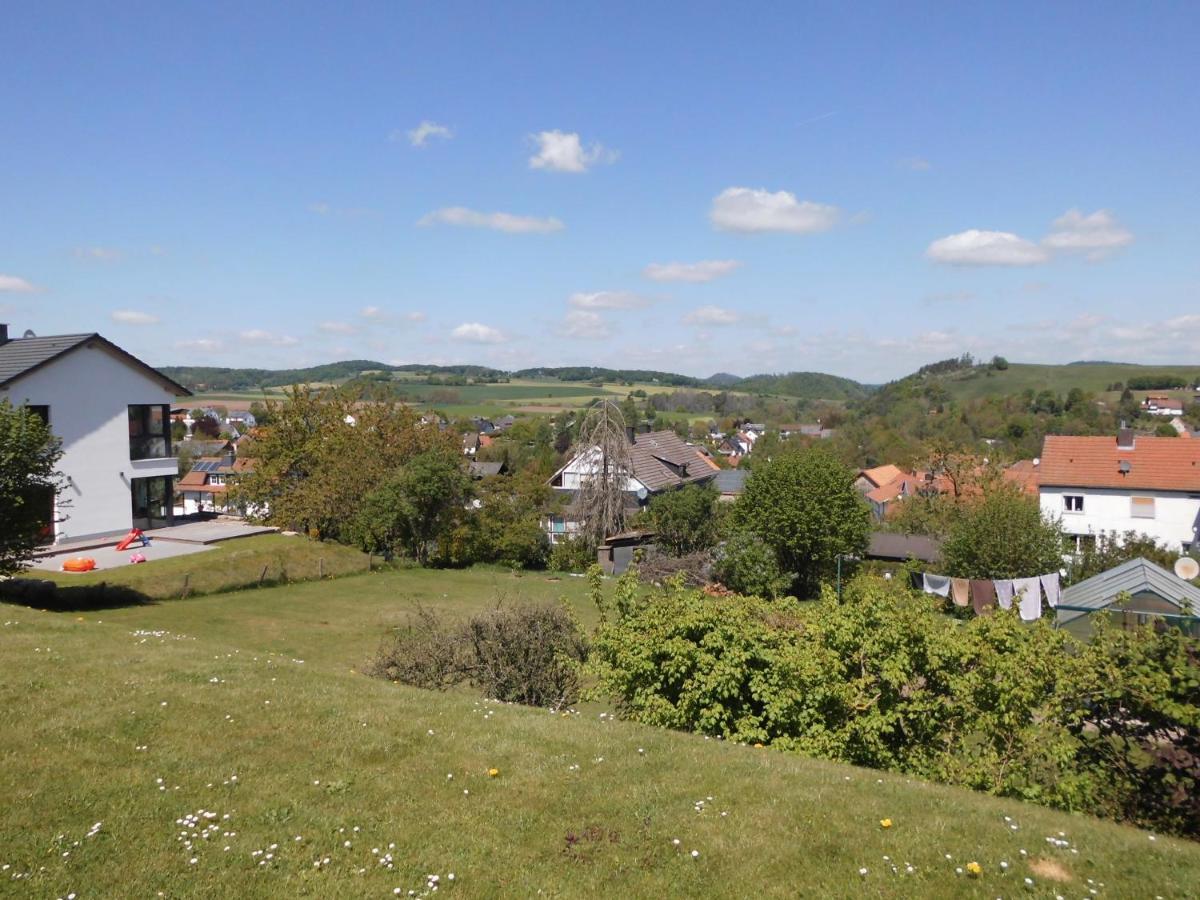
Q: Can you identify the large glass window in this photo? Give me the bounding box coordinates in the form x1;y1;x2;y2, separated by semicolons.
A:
128;405;170;459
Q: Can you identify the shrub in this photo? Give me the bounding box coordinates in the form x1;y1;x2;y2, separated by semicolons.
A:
367;606;466;691
588;572;1200;838
462;603;588;708
548;537;595;573
712;532;790;599
645;484;722;555
370;602;588;709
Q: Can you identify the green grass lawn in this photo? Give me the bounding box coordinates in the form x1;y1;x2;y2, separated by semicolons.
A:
3;569;1199;897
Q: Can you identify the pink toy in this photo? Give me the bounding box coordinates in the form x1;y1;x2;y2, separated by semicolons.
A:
129;552;147;564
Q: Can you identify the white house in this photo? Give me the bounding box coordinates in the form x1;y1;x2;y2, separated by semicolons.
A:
545;429;719;542
0;326;191;543
1038;429;1200;553
1140;395;1185;417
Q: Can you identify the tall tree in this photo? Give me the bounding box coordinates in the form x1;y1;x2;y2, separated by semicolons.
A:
646;483;721;555
229;385;457;540
0;402;64;575
939;484;1064;579
350;447;472;565
573;401;632;544
732;445;871;597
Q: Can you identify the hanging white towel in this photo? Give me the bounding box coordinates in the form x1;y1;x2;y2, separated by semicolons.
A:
994;579;1015;610
923;573;951;597
1040;572;1061;608
1013;577;1042;621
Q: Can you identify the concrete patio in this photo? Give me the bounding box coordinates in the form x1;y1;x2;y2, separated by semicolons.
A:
31;519;276;573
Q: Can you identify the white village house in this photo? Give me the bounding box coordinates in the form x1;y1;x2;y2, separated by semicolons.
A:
545;428;719;542
1038;428;1200;554
0;325;191;543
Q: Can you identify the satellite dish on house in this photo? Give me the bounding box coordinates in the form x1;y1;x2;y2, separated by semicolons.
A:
22;329;36;338
1175;557;1200;581
636;487;648;501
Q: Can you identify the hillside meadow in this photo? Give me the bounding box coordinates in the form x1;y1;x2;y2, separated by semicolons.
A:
936;363;1200;403
3;565;1199;898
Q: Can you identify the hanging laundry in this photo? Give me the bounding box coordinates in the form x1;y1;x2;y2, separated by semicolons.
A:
970;579;996;615
1013;577;1042;621
950;577;970;607
994;579;1015;611
1040;572;1061;608
922;573;951;597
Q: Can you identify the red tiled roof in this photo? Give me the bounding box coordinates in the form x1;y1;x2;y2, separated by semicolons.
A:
177;470;207;487
860;464;904;488
1003;459;1040;495
1039;435;1200;492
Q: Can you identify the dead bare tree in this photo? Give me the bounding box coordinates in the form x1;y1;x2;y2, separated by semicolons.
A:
574;400;632;545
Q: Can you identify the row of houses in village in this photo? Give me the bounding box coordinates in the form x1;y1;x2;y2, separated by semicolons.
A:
5;323;1198;568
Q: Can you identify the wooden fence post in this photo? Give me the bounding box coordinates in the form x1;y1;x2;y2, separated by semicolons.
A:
259;565;269;586
318;557;324;579
181;573;190;599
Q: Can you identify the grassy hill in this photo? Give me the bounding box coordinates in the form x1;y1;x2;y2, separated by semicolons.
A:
928;363;1200;403
3;565;1197;897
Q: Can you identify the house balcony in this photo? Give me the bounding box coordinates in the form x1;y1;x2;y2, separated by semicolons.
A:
128;455;179;479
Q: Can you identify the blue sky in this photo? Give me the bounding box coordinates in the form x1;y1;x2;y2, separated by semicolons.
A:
2;1;1197;382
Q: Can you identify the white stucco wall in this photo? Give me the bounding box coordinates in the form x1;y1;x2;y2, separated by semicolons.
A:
555;446;647;493
0;340;182;542
1040;486;1200;551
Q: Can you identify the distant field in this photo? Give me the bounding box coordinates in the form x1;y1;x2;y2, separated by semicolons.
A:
188;378;773;421
4;569;1197;898
937;363;1200;403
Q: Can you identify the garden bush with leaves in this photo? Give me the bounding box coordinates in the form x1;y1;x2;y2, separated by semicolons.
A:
589;570;1200;837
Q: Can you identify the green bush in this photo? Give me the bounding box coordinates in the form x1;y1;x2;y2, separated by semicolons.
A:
712;532;791;599
548;537;595;573
588;572;1200;838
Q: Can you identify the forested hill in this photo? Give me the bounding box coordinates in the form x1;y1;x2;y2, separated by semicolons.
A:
730;371;871;401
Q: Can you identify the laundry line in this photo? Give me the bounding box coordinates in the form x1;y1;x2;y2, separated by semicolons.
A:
915;571;1060;621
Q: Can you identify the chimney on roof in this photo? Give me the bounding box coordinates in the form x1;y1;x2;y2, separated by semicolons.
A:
0;324;8;345
626;426;636;445
1117;421;1135;450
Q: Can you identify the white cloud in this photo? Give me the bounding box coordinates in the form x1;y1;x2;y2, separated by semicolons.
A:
318;321;355;335
418;207;564;234
174;338;223;353
643;260;742;283
1041;209;1133;259
568;291;653;310
110;309;159;326
239;329;300;347
709;187;841;234
360;305;385;320
400;120;454;147
528;130;617;173
683;305;740;326
558;310;612;340
898;157;932;171
73;246;122;262
451;322;507;344
0;274;37;293
925;229;1051;266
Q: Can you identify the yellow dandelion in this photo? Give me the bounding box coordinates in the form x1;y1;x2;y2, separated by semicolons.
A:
879;818;892;829
753;742;764;748
965;861;982;877
488;767;500;777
